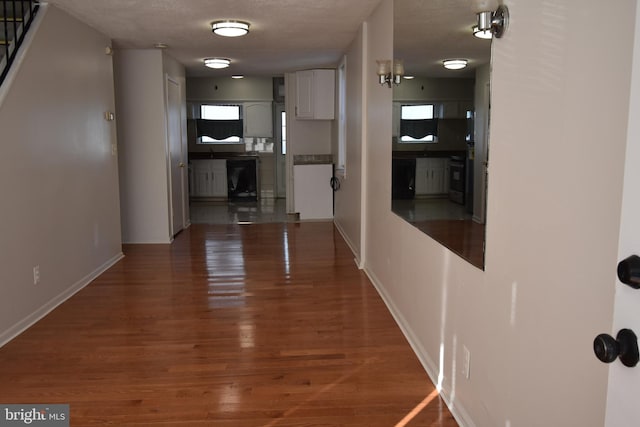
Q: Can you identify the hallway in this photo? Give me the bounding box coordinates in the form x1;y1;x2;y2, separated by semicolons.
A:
0;223;457;426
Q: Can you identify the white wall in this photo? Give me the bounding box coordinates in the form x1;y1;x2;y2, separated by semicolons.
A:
333;26;365;260
393;77;474;101
338;0;636;426
186;76;273;102
114;49;180;243
0;5;122;345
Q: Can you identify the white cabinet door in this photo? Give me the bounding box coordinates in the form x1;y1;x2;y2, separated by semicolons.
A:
295;69;335;120
210;160;228;197
415;158;448;196
428;159;446;194
439;100;474;119
296;70;314;119
244;102;273;137
392;102;401;139
293;164;333;219
191;160;211;197
190;159;227;198
415;158;429;195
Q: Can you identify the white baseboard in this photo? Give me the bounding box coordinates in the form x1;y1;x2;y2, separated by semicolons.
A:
333;219;361;268
362;266;476;427
0;252;124;348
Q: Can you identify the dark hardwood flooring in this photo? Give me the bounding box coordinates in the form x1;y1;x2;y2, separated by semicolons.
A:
0;223;458;426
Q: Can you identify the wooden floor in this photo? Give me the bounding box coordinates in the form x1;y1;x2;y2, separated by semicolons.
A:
0;223;458;426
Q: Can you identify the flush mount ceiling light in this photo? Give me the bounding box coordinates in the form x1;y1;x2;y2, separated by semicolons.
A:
211;20;250;37
231;75;244;79
204;58;231;69
443;59;468;70
472;25;493;39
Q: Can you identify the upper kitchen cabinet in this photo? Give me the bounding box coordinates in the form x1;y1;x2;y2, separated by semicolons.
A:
244;102;273;137
295;69;335;120
438;100;473;119
392;102;401;139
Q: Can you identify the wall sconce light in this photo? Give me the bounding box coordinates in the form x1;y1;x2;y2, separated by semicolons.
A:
376;59;404;88
471;0;509;38
472;25;493;39
204;58;231;69
211;20;250;37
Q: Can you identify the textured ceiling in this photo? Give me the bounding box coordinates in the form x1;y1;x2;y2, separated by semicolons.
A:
44;0;490;78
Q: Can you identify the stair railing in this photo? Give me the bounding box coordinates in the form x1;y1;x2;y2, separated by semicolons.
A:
1;0;39;86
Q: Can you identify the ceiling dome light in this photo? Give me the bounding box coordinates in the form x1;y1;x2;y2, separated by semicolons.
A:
212;20;250;37
231;75;244;79
473;25;493;39
443;59;468;70
204;58;231;69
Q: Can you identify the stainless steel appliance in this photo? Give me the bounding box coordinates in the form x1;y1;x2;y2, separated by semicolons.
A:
449;156;465;205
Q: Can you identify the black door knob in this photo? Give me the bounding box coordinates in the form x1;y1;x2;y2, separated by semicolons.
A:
593;329;639;367
617;255;640;289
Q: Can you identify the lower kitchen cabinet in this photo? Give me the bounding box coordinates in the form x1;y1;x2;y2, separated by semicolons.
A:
293;164;333;219
190;159;227;198
415;157;449;196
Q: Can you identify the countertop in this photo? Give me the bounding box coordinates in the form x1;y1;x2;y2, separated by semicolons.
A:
293;154;334;165
392;150;466;159
189;151;259;160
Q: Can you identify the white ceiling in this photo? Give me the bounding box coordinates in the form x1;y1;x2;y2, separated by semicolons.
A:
44;0;490;78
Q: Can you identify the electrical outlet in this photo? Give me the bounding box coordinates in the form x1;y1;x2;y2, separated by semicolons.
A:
463;345;471;379
33;265;40;285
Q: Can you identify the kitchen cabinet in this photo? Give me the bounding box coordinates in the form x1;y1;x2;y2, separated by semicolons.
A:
415;157;449;196
392;102;401;139
294;163;334;219
296;69;335;120
190;159;227;198
438;101;473;119
244;102;273;137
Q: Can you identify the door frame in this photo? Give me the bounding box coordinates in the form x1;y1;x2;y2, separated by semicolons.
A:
274;102;286;199
605;4;640;425
165;75;186;237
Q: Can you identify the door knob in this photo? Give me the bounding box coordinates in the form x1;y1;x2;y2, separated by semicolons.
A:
617;255;640;289
593;329;639;367
178;162;185;168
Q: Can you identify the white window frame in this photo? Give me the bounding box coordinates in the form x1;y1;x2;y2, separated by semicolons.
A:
399;103;437;143
198;104;243;144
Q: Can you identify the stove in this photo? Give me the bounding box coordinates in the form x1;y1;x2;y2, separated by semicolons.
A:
449;156;465;205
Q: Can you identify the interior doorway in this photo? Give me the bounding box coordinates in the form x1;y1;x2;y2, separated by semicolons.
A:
274;103;286;199
166;76;186;236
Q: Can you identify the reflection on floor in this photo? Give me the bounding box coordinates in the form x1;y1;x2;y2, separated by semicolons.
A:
392;197;485;268
190;198;290;224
